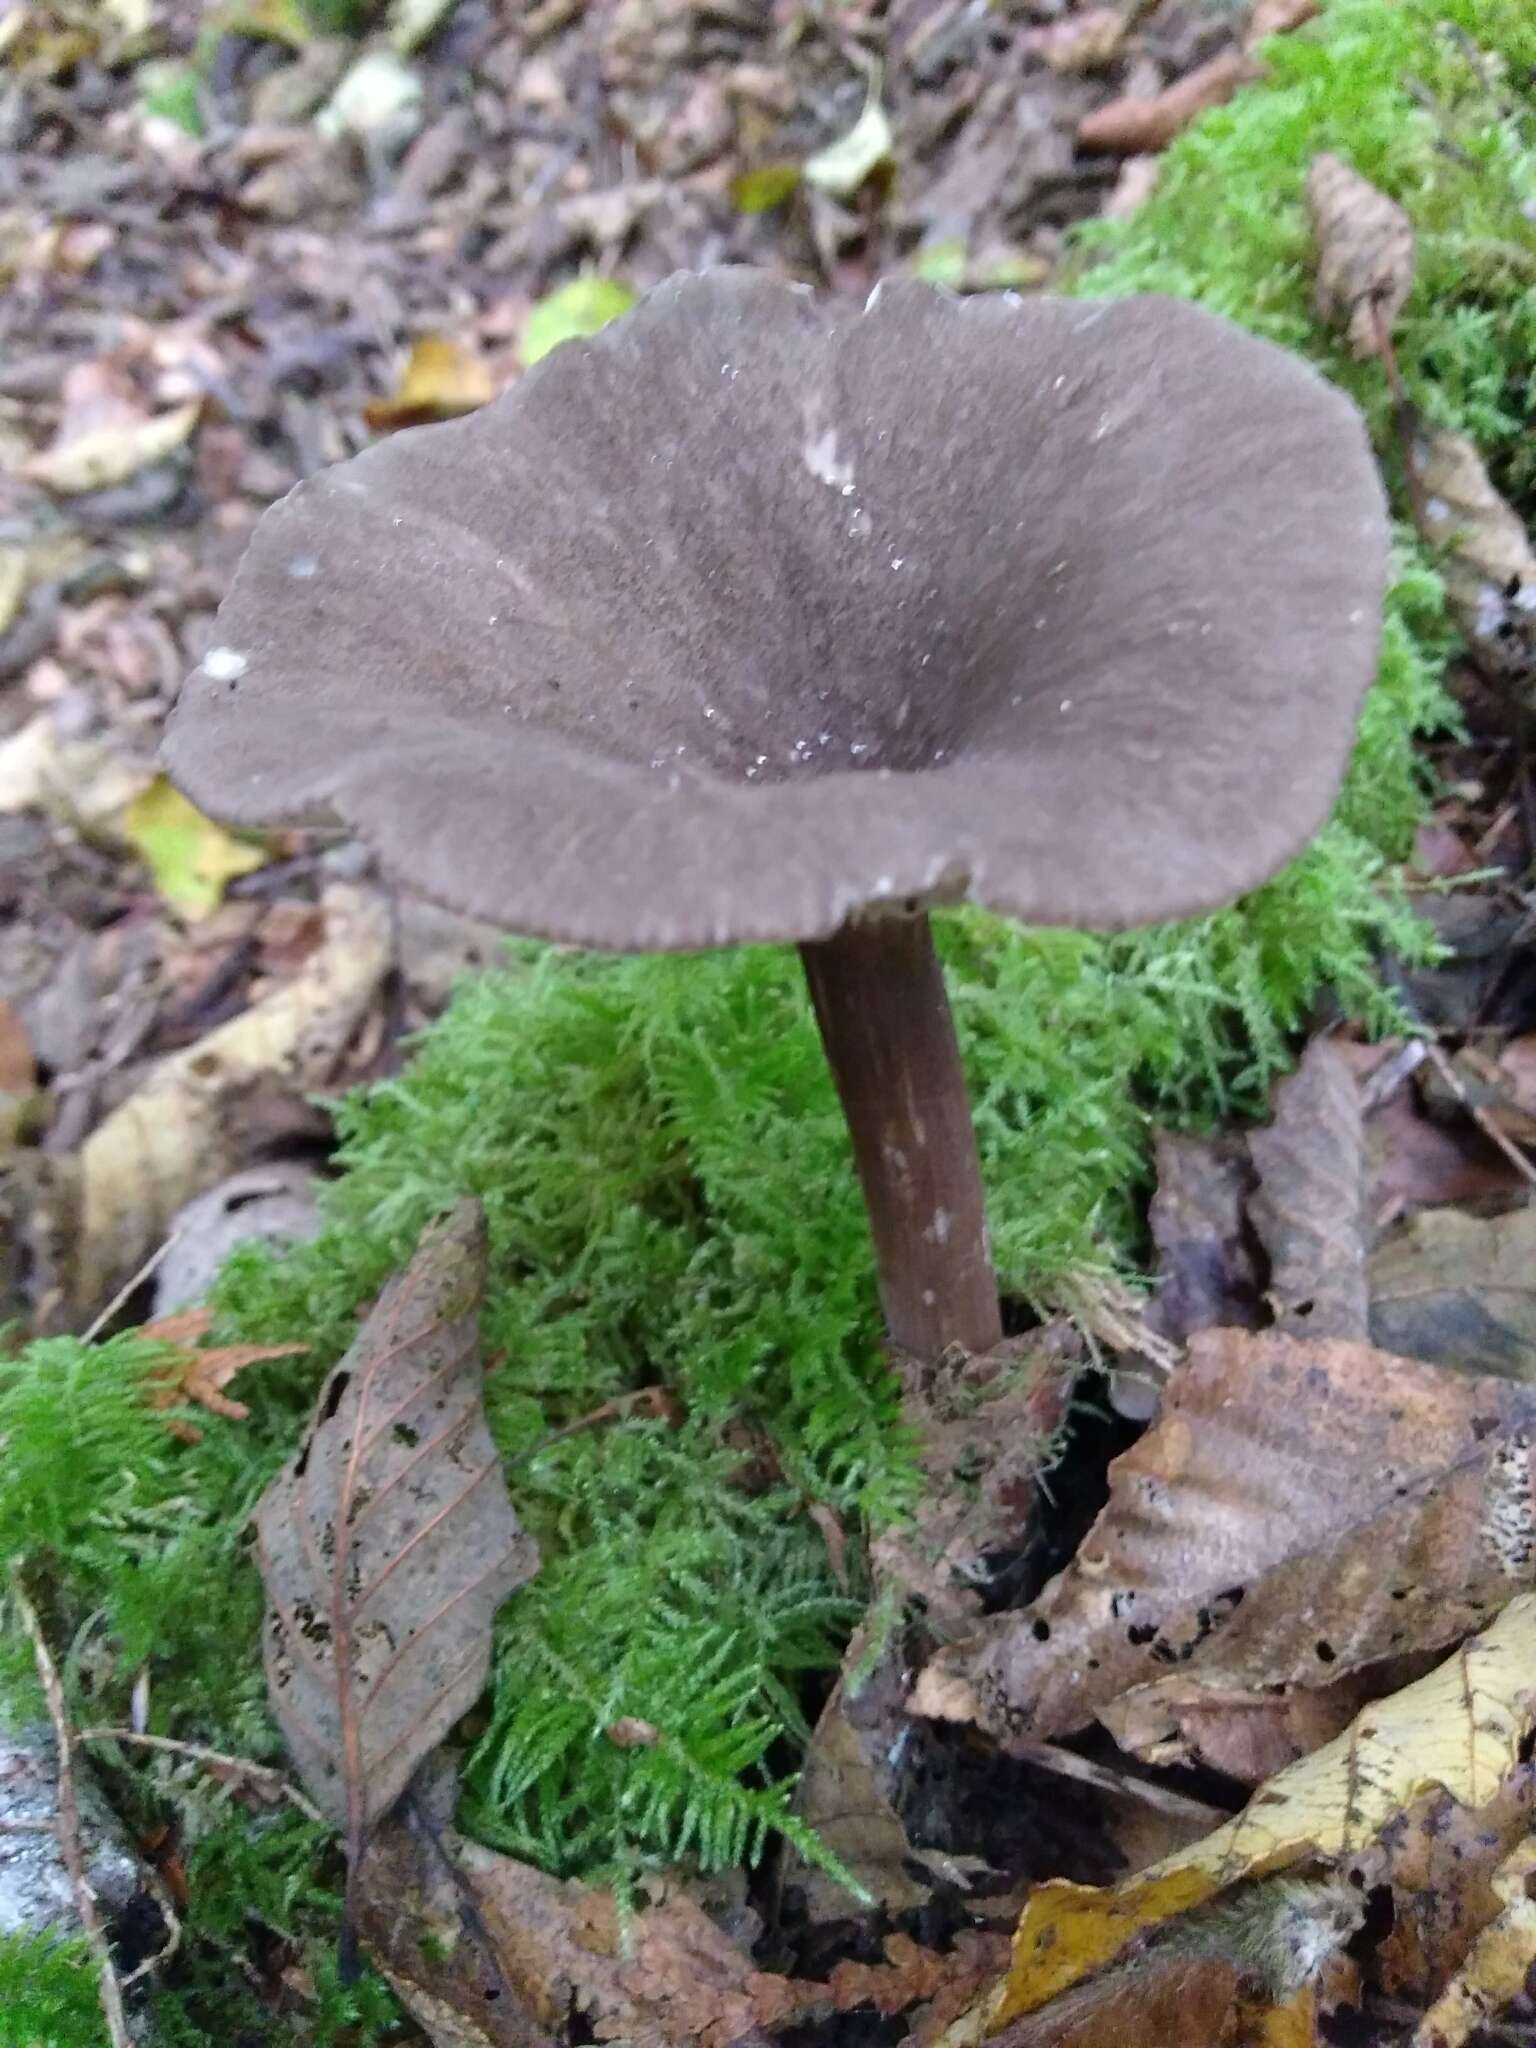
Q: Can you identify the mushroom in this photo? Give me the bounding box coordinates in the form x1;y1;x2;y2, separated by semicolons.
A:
163;271;1387;1361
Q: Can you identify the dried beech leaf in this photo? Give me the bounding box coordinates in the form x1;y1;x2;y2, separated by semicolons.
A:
1407;419;1536;692
1306;154;1414;358
66;882;389;1316
912;1330;1536;1763
1247;1038;1368;1341
1369;1207;1536;1380
256;1201;538;1833
974;1599;1536;2039
357;1820;816;2048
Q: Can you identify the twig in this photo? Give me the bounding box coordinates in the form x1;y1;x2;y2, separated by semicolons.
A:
12;1575;134;2048
1010;1737;1230;1827
81;1234;179;1344
74;1727;326;1827
120;1866;181;1992
1423;1041;1536;1190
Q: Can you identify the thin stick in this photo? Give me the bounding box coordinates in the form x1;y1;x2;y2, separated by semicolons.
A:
81;1233;179;1344
1009;1738;1229;1827
120;1866;181;1992
1424;1041;1536;1191
74;1727;326;1827
12;1576;133;2048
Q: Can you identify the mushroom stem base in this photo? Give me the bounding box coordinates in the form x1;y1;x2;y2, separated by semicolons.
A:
800;913;1002;1361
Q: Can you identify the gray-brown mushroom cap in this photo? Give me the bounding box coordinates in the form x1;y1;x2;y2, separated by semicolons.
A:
163;270;1389;952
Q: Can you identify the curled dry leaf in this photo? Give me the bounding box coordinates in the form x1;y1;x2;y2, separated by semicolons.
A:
1247;1037;1368;1342
1306;154;1414;359
1406;420;1536;693
1077;51;1253;156
912;1329;1536;1773
63;882;388;1317
1369;1206;1536;1380
802;78;893;197
257;1202;538;1839
960;1598;1536;2042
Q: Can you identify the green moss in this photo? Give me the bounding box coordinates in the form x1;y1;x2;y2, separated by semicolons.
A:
0;1935;104;2048
7;3;1535;2032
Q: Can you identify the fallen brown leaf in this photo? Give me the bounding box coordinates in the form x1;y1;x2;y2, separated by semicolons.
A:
1406;419;1536;692
1422;1040;1536;1147
1077;51;1253;156
1143;1129;1263;1348
1247;1038;1368;1341
913;1329;1536;1769
0;997;35;1095
138;1302;308;1433
1413;1823;1536;2046
358;1818;817;2048
1369;1207;1536;1379
1306;154;1414;360
257;1202;537;1848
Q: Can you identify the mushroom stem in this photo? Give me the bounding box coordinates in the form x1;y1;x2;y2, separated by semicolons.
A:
800;913;1003;1360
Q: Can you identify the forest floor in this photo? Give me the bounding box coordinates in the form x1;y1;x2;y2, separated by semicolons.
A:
6;2;1536;2045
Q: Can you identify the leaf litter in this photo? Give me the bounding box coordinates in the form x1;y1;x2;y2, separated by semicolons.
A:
9;0;1536;2042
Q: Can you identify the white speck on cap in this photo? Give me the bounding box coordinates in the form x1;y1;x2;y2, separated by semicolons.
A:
204;647;248;682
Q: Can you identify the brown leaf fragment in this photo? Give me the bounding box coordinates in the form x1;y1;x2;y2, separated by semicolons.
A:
1145;1130;1263;1347
0;997;35;1095
789;1636;929;1922
1372;1768;1535;2005
1246;0;1320;42
1247;1038;1369;1341
912;1329;1536;1766
139;1301;307;1433
1407;420;1536;691
1077;51;1253;156
256;1202;539;1840
357;1820;815;2048
1412;1817;1536;2046
1306;154;1415;359
1369;1207;1536;1380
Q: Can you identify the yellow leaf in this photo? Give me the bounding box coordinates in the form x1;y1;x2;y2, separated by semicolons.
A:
209;0;312;48
1412;1832;1536;2046
519;277;636;368
803;75;893;198
123;776;266;919
986;1596;1536;2034
364;335;495;432
730;162;800;213
22;398;200;495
